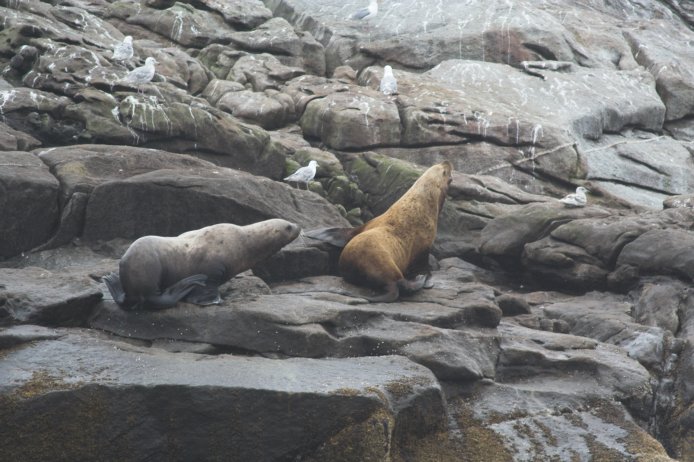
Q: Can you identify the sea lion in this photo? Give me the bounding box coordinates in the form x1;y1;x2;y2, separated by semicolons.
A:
103;219;300;311
306;161;453;302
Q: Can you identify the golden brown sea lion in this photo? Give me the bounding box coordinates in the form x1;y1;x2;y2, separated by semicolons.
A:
103;219;300;310
307;161;453;302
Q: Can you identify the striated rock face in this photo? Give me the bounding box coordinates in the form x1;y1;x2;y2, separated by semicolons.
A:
2;0;694;460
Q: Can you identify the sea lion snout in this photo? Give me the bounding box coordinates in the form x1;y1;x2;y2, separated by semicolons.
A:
284;221;301;240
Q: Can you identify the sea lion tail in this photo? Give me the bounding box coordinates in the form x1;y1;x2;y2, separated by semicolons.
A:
143;274;208;311
103;272;127;305
303;226;360;248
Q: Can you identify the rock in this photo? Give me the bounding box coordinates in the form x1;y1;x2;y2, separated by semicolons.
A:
497;322;652;409
666;279;694;459
632;278;683;334
116;95;272;167
0;267;102;327
124;2;234;48
625;21;694;121
495;294;531;316
663;194;694;209
216;89;296;129
618;228;694;280
541;296;673;371
300;89;401;149
298;30;326;77
195;0;272;29
229;17;303;56
441;321;670;460
479;203;611;261
35;145;213;247
0;329;447;462
448;381;672;462
252;242;335;282
146;47;213;94
90;261;503;379
580;131;694;209
37;144;212;205
196;45;248;80
0;121;40;151
201;78;245;106
82;166;349;241
522;235;611;290
0;324;61;349
0;151;59;258
90;285;501;379
0;88;76;145
2;0;694;458
229;53;305;91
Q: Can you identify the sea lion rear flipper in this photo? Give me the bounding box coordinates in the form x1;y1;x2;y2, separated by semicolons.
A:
144;274;208;310
103;272;126;305
363;281;399;303
303;227;360;248
422;273;434;289
398;275;427;294
184;284;222;305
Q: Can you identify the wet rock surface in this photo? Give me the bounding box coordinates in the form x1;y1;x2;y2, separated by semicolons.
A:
1;0;694;460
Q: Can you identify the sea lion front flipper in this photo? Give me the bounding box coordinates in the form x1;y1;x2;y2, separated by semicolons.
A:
144;274;208;310
303;227;360;248
103;272;126;305
184;284;222;305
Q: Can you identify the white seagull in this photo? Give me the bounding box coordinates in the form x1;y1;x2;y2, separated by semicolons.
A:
559;186;589;207
350;0;379;20
380;65;398;95
124;57;157;86
284;160;318;190
112;36;134;62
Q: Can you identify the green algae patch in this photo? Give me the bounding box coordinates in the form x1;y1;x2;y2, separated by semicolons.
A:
13;370;79;400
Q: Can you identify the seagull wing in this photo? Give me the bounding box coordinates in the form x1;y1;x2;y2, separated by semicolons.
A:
350;7;371;20
125;65;153;83
284;167;309;182
559;193;586;207
380;76;398;95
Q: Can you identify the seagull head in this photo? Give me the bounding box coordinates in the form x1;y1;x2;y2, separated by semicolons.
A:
124;36;133;44
144;57;157;66
384;65;394;76
308;160;318;168
576;186;589;193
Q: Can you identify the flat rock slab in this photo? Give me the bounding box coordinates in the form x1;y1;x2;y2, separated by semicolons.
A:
448;380;672;461
0;267;102;327
0;151;59;258
267;0;678;81
0;324;62;349
0;329;444;462
90;287;501;381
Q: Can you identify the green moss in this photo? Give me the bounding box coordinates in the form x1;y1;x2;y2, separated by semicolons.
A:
13;370;77;400
453;404;514;462
333;387;361;397
284;158;301;177
302;408;394;462
589;399;671;461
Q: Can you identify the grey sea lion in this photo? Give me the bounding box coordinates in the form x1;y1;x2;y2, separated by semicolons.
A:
103;219;300;311
305;161;453;302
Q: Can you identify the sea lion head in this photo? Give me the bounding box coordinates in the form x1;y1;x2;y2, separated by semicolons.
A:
255;218;301;245
427;160;453;213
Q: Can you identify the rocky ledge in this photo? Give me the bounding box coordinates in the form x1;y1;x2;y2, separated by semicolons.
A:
2;0;694;460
